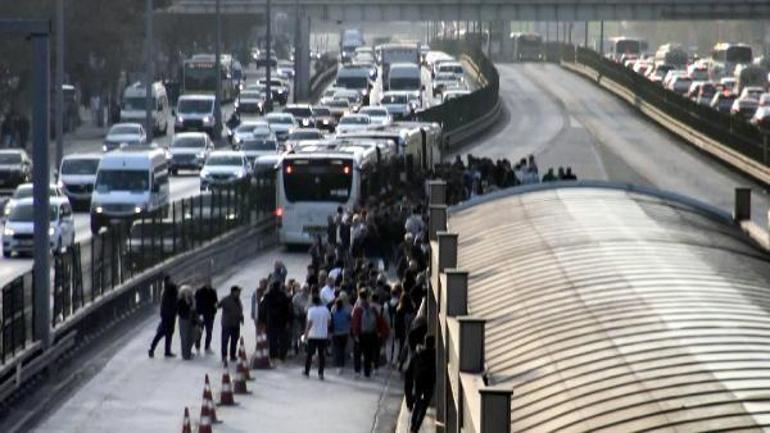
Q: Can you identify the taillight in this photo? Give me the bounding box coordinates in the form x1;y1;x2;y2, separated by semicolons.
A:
275;207;283;217
285;165;293;174
343;165;351;175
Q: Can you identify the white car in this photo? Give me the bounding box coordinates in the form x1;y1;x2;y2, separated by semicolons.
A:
4;183;64;218
235;89;266;117
336;114;372;133
277;60;295;79
442;88;471;103
432;72;461;96
238;130;278;162
3;196;75;257
168;132;215;174
199;151;251;191
284;128;325;151
380;91;413;119
232;120;271;146
103;123;147;152
358;106;391;126
333;88;363;110
265;112;298;141
58;153;102;210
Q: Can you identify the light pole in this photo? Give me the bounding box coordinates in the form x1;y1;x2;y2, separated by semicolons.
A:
214;0;222;137
55;0;64;168
145;0;154;142
265;0;273;113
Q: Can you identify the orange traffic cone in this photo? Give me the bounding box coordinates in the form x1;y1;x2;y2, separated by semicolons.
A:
198;401;213;433
218;372;237;406
238;336;247;362
233;361;250;394
250;329;272;370
182;407;192;433
202;374;220;423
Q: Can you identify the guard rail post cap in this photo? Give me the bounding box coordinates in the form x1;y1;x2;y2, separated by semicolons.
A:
444;269;468;317
458;316;485;374
427;179;448;206
436;231;458;272
734;187;752;222
480;386;513;433
429;205;448;241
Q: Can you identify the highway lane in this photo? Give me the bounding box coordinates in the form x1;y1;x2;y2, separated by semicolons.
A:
458;62;770;227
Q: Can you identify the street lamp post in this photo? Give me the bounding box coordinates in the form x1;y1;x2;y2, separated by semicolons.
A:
265;0;273;113
145;0;154;142
214;0;222;136
56;0;64;168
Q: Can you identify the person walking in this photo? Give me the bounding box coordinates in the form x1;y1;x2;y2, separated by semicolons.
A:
303;295;331;379
218;285;244;367
291;283;310;355
410;335;436;433
177;286;198;360
194;282;218;353
262;281;290;360
251;279;267;336
330;295;351;373
149;275;178;358
351;289;380;378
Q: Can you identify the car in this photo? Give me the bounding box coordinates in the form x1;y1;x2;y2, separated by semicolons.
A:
731;97;759;120
4;183;64;219
442;88;472;103
58;153;102;210
234;89;266;117
276;60;295;79
711;92;738;114
325;98;351;120
2;196;75;257
168;132;215;175
751;109;770;130
667;75;693;95
252;154;282;177
336;114;372;133
174;94;218;137
738;86;765;101
687;65;709;82
232;120;272;146
380;91;413;120
662;70;687;89
0;149;32;194
284;128;325;151
311;106;337;131
283;104;316;128
358;106;391;126
265;112;298;141
238;132;278;162
256;78;289;105
103;122;147;152
646;64;675;84
432;72;461;96
199;151;251;191
632;60;653;76
333;88;363;110
719;77;738;93
688;82;717;106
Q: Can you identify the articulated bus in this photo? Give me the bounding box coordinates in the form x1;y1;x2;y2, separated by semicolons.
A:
181;54;240;101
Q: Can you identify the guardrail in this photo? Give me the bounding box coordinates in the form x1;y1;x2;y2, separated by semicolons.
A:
417;40;500;150
561;45;770;185
309;53;338;102
0;175;277;403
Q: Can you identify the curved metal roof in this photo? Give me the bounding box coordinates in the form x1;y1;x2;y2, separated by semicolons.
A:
449;184;770;433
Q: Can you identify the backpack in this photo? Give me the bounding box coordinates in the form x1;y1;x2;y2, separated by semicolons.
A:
361;306;377;333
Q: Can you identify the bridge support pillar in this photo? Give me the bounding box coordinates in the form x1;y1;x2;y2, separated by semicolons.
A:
293;13;311;102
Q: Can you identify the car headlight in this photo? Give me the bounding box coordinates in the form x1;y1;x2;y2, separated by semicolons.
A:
3;227;13;236
176;115;184;124
236;169;246;178
234;101;240;108
95;206;103;214
301;119;311;126
196;151;206;159
134;206;143;214
200;171;211;180
202;116;213;125
48;227;55;236
322;119;329;124
102;145;109;152
362;89;369;96
277;89;286;94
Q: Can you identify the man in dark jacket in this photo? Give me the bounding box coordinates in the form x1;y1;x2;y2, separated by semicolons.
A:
261;281;291;360
218;285;244;366
149;275;178;358
410;335;436;433
194;283;218;353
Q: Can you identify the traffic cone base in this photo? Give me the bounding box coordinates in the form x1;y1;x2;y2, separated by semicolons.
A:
233;364;251;395
251;330;272;370
218;372;238;406
182;407;192;433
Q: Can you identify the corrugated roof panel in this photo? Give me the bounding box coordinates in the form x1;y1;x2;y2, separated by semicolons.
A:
449;186;770;433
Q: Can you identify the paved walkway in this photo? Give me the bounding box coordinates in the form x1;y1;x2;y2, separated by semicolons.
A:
32;248;402;433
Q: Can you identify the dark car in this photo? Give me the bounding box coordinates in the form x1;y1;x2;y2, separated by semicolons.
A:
0;149;32;194
282;104;315;128
312;106;336;131
711;92;738;114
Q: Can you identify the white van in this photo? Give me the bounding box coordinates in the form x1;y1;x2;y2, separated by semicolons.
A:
335;65;373;103
120;81;170;136
90;147;170;234
174;94;218;138
388;63;422;92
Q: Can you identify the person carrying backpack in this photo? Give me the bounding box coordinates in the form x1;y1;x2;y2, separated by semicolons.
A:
351;289;380;378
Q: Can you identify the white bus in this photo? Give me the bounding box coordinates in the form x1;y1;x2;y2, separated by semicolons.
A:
607;37;648;62
276;144;389;245
90;147;170;234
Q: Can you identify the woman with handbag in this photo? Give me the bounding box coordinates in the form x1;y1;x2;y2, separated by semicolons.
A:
178;285;200;360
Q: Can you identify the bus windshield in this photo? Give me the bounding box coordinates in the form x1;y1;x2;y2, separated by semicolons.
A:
184;63;217;91
726;46;753;63
336;76;368;89
389;78;420;90
95;169;149;192
283;159;352;202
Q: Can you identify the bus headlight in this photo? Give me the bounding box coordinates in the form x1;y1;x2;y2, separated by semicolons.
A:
3;227;14;236
202;116;214;125
134;206;143;214
94;206;103;214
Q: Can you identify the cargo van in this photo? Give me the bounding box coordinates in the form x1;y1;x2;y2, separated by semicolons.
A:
388;63;421;92
90;147;170;234
120;81;170;136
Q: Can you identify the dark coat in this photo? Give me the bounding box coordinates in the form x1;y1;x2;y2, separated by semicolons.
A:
219;294;244;328
160;281;178;321
195;286;218;318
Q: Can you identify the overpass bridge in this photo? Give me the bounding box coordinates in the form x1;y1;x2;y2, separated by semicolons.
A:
164;0;770;21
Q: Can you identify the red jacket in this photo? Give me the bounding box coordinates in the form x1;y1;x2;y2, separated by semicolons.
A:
351;302;390;340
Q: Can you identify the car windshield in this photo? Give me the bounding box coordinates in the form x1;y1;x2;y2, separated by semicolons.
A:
328;100;349;108
240;91;264;99
382;94;407;104
268;116;293;125
313;107;331;116
361;108;386;117
436;74;456;81
0;153;22;164
61;158;100;175
237;124;267;133
390;78;420;90
178;99;213;114
9;203;58;222
284;107;313;117
289;131;322;140
440;65;464;75
172;136;205;148
207;155;242;166
122;96;156;111
341;116;370;125
12;186;33;199
242;139;277;151
727;47;753;63
95;169;149;192
109;125;140;135
336;76;368;89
